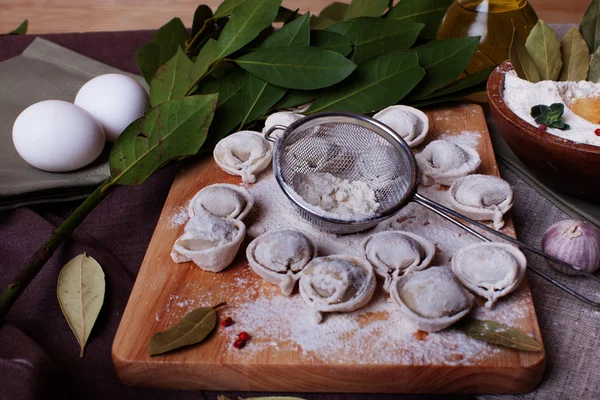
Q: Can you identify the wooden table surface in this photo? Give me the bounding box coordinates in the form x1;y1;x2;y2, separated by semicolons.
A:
1;0;587;35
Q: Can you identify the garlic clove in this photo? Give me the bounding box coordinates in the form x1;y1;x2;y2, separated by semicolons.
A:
541;219;600;276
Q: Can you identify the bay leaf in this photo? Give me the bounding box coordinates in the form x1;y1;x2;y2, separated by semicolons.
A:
260;12;310;49
150;48;194;107
455;318;543;352
588;47;600;82
275;90;316;109
152;18;189;66
235;46;356;90
408;81;488;107
57;253;105;358
310;16;336;30
559;27;590;81
216;0;281;59
311;30;352;56
212;0;246;19
239;73;287;127
109;94;217;186
319;2;349;21
328;17;424;63
343;0;388;20
8;19;28;35
408;36;480;99
579;0;600;54
198;67;248;139
191;5;213;39
388;0;454;40
275;6;299;23
148;305;218;355
187;39;220;93
509;23;540;83
424;66;494;98
136;42;161;84
525;20;562;81
308;50;425;114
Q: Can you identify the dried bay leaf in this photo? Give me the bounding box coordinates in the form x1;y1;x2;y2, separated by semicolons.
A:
239;73;286;127
7;19;28;35
388;0;454;40
260;12;310;49
455;318;543;352
190;5;213;39
148;305;220;355
310;16;336;30
152;18;189;66
509;23;540;83
328;17;424;64
275;90;316;109
343;0;388;20
588;47;600;82
311;30;352;57
189;39;219;87
580;0;600;54
236;46;356;90
110;94;217;186
150;48;194;107
57;253;105;357
308;50;425;114
525;20;562;81
559;27;590;81
216;0;281;59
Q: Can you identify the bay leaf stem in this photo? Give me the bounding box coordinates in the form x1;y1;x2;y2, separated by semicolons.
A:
0;179;114;322
185;18;213;53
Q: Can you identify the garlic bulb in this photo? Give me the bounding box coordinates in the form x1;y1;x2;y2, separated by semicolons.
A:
541;219;600;276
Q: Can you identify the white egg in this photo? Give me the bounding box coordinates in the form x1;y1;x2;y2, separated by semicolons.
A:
12;100;105;172
74;73;149;142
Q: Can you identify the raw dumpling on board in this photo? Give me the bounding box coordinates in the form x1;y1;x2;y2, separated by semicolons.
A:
361;231;435;292
188;183;254;220
373;105;429;148
448;174;514;230
246;229;317;295
299;255;376;323
452;242;526;309
415;140;481;186
171;213;246;272
390;266;473;332
262;111;303;138
214;131;273;183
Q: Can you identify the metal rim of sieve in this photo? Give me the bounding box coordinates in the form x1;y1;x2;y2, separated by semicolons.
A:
265;111;418;227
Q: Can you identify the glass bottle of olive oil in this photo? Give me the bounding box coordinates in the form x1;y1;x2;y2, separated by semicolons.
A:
437;0;539;74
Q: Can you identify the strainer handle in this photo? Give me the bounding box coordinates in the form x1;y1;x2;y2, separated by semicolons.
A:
413;192;600;309
263;124;287;143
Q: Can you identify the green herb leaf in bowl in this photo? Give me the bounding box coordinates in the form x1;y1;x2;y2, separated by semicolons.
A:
530;103;570;130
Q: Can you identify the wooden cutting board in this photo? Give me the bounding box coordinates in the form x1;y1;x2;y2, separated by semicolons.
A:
112;103;545;393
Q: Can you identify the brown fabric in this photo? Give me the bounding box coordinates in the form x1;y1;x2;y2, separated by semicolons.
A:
0;32;474;400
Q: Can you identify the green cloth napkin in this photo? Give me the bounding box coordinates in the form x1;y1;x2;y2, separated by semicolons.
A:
0;38;146;210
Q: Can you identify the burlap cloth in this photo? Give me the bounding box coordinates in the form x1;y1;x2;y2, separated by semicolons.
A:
1;30;598;400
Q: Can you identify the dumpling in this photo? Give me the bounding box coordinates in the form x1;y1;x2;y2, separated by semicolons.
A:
263;111;303;138
452;242;526;309
299;255;376;323
361;231;435;292
373;105;429;148
188;184;253;220
415;140;481;186
171;213;246;272
448;174;514;230
214;131;273;183
390;267;473;332
246;230;317;295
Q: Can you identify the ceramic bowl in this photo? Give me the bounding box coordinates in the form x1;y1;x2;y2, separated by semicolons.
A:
487;61;600;200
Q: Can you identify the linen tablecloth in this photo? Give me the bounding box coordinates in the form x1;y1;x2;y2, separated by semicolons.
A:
1;30;599;400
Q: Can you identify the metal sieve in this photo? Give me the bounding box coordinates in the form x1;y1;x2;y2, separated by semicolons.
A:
264;111;600;309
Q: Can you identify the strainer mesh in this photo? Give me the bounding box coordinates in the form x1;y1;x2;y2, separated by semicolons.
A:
273;115;416;234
